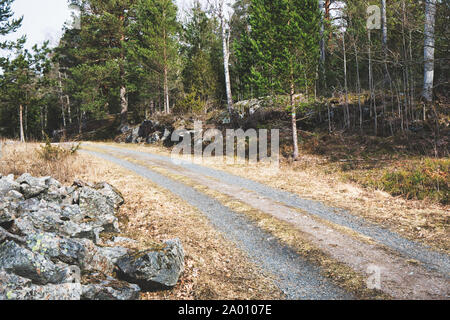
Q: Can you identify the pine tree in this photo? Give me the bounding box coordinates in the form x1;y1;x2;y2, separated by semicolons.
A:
67;0;136;127
239;0;321;158
128;0;179;114
0;42;52;141
0;0;22;48
181;1;223;109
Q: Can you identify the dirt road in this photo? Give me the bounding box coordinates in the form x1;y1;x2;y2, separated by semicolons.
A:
83;143;450;300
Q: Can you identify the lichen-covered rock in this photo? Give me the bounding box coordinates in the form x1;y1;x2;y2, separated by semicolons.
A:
0;270;82;300
95;182;124;210
0;173;166;300
75;239;115;274
0;196;20;224
0;174;20;196
25;232;86;266
81;274;140;300
0;240;69;285
99;246;129;264
16;173;51;199
17;210;98;242
116;239;185;290
6;190;24;200
78;186;120;233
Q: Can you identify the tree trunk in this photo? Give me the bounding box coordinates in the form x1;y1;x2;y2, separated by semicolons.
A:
368;30;377;135
164;65;170;114
423;0;436;103
354;36;362;131
66;95;72;124
119;14;128;125
342;32;350;129
120;85;128;125
319;0;326;64
19;105;25;143
290;79;299;160
58;71;66;128
221;10;233;113
163;12;170;115
64;73;72;124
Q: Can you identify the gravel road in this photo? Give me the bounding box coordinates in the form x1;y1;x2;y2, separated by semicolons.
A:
85;149;353;300
94;144;450;277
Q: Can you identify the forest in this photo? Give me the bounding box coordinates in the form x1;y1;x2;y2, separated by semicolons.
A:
0;0;448;158
0;0;449;302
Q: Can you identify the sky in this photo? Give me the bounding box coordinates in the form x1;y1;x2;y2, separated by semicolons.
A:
1;0;214;53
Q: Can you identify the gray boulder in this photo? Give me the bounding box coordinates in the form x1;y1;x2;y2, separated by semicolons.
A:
116;239;184;290
95;182;125;210
81;274;140;300
126;127;140;144
25;232;85;266
24;233;115;275
0;174;20;196
0;270;82;300
0;240;69;285
0;197;20;224
6;190;24;200
16;173;51;199
146;131;161;144
75;239;115;274
99;246;129;264
17;209;98;242
78;186;120;233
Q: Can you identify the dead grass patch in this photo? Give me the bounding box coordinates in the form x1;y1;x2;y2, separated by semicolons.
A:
0;142;82;183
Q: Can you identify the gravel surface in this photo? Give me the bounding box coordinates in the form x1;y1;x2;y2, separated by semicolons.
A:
84;150;353;300
95;145;450;277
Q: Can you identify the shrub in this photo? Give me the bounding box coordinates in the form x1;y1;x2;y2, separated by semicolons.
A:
37;137;80;161
173;92;206;114
369;159;449;205
0;140;81;183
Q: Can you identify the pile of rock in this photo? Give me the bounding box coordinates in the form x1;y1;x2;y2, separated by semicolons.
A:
123;120;173;145
0;173;184;300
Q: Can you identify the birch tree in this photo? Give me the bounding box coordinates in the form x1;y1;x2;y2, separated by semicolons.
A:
422;0;437;104
208;0;234;113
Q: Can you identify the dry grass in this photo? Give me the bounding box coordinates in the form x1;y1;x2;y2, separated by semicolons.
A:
99;142;449;253
0;142;82;183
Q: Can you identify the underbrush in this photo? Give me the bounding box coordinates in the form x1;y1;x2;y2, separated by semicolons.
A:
0;140;81;183
348;158;449;205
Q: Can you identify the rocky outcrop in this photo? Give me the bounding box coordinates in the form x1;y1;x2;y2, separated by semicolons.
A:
122;120;174;146
0;173;185;300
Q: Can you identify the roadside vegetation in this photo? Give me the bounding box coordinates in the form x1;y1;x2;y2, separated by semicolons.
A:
0;140;81;183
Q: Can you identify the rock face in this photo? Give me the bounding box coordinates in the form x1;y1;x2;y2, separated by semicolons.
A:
0;173;184;300
116;239;185;290
123;120;174;146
